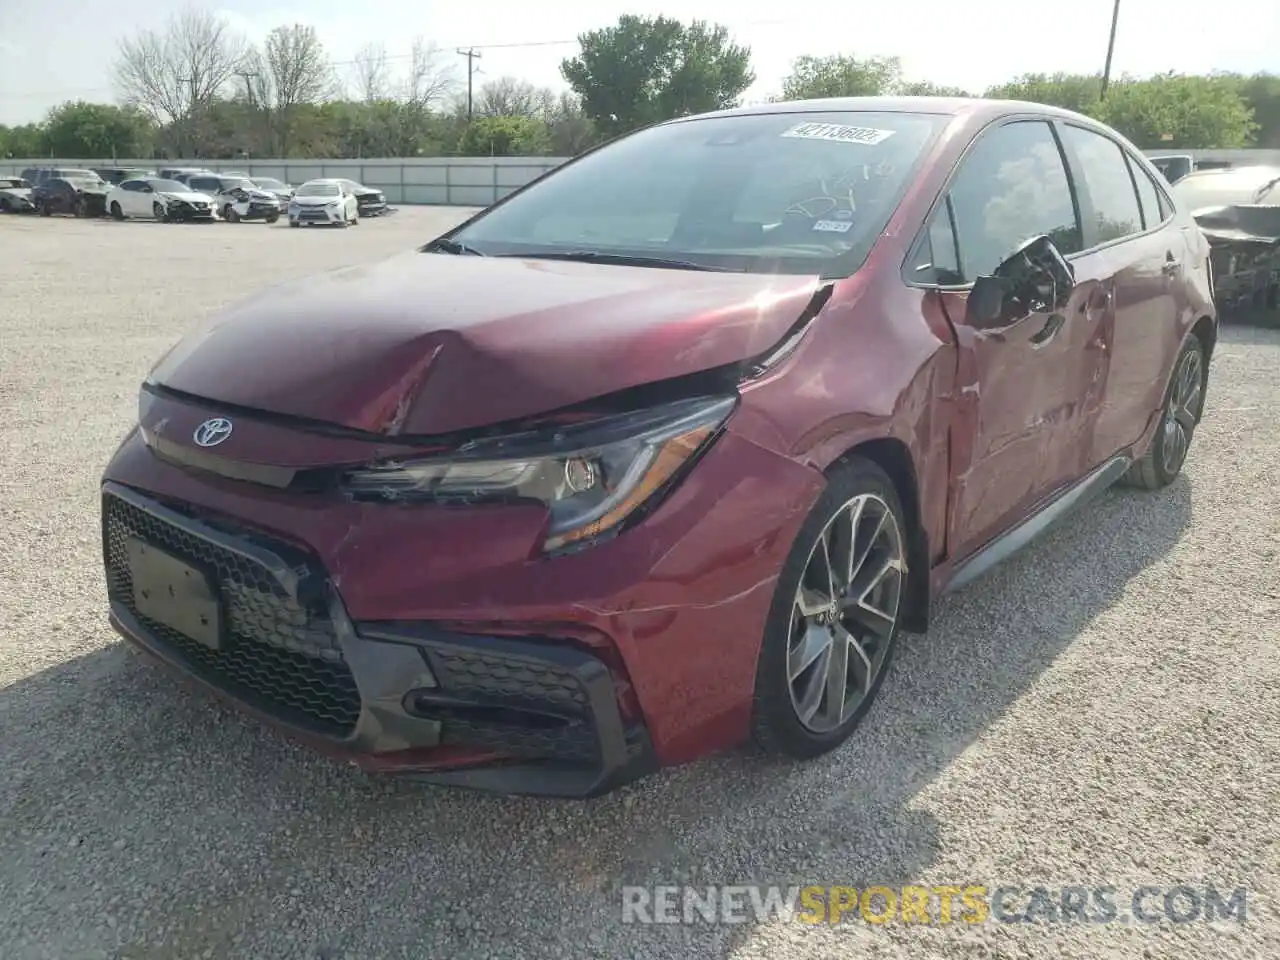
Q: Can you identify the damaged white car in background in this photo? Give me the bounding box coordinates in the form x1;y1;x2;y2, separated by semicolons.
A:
287;179;360;227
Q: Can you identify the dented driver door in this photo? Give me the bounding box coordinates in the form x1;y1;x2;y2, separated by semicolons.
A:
915;117;1098;563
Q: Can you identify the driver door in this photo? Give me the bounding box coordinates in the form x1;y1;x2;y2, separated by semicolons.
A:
915;119;1098;562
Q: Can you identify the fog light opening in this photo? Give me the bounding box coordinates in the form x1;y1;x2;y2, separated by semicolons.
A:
403;690;574;730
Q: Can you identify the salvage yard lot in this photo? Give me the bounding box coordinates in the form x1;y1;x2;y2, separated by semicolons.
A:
1;207;1278;959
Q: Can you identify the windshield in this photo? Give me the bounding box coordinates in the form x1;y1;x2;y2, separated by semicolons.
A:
447;110;945;276
254;178;287;190
148;179;189;193
225;178;256;191
297;182;340;197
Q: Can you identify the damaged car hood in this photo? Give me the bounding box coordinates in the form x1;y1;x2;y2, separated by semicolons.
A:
1191;204;1280;247
148;250;823;436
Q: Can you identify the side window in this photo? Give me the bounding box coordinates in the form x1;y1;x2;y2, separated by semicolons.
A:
121;181;140;192
945;120;1081;281
1126;154;1167;230
1059;125;1143;244
191;178;215;192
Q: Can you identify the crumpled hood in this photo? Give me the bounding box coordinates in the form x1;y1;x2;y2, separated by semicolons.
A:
148;250;823;436
0;187;32;200
158;190;211;204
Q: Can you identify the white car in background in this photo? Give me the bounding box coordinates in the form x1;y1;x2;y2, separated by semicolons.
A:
105;177;216;222
287;179;360;227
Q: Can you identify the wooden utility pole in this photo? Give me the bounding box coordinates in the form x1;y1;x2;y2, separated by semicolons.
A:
235;68;261;156
1100;0;1122;100
456;47;482;121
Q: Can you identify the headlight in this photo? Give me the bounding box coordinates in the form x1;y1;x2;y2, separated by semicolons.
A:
341;395;736;552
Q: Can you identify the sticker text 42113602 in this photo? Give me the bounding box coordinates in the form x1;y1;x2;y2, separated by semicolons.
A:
781;123;896;146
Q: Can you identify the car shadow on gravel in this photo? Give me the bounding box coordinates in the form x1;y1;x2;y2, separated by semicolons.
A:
0;478;1192;959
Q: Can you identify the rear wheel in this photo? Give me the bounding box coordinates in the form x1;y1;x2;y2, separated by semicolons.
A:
110;201;124;221
1122;334;1207;490
39;200;50;216
751;457;908;759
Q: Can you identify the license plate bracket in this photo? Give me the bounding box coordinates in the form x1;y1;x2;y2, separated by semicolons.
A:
126;537;223;650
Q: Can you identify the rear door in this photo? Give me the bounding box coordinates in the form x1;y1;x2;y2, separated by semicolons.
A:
1054;123;1185;463
909;118;1100;561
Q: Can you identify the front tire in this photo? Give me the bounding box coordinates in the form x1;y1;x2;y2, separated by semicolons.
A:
110;201;124;221
751;456;908;759
1122;334;1207;490
153;202;169;223
224;205;240;223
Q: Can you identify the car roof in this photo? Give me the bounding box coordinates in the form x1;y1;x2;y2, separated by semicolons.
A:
674;95;1107;128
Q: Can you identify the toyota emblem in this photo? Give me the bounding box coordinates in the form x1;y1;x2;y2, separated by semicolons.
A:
193;417;233;447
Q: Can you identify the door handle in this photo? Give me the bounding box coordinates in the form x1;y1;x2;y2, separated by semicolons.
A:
1162;253;1181;275
1029;312;1066;346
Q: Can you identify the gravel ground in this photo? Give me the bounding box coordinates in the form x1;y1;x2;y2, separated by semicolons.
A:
1;207;1277;960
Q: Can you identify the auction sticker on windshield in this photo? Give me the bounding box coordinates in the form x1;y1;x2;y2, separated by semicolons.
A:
781;122;896;145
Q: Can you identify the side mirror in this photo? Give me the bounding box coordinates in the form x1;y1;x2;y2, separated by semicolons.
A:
966;234;1075;329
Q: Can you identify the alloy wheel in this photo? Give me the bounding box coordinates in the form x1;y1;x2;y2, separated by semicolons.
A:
786;493;905;733
1161;345;1204;476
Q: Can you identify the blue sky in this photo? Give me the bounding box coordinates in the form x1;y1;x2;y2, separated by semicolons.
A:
1;0;1277;124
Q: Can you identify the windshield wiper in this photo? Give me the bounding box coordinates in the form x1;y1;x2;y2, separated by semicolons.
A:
501;250;741;272
425;237;486;256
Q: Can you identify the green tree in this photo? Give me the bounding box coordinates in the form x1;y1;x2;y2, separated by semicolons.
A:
456;115;552;156
1097;72;1256;149
779;54;903;100
985;72;1106;114
896;80;972;97
561;15;753;138
41;101;154;158
1229;72;1280;147
0;124;46;158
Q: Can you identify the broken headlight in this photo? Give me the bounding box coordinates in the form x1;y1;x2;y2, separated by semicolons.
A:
341;395;737;551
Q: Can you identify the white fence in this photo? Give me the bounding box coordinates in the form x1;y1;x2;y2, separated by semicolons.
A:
4;150;1280;207
0;157;572;207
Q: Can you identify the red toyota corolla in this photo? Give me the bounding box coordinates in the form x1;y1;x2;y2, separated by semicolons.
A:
102;97;1215;796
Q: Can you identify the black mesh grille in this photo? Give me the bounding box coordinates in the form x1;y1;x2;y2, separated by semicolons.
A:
103;493;361;737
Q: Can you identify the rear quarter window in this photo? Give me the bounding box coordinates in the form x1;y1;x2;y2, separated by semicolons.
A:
1060;124;1144;245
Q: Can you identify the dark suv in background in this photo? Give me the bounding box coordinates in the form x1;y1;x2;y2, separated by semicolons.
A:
33;173;109;217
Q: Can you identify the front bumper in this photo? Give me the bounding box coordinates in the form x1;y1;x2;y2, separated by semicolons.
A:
356;197;388;216
103;481;657;797
290;205;345;224
169;202;215;220
232;203;283;221
102;400;824;792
